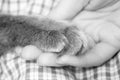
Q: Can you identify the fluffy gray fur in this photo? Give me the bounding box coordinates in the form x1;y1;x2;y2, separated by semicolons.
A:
0;15;83;57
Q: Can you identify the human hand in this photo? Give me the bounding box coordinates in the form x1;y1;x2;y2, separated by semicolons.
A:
37;53;62;67
36;53;86;67
15;45;42;60
15;45;63;67
49;0;89;20
49;0;119;20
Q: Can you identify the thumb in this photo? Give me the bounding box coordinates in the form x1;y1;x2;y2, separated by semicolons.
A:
57;55;84;67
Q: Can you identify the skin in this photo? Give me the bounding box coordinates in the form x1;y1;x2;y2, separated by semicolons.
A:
38;10;120;67
58;14;120;67
21;0;120;68
48;0;89;20
48;0;119;20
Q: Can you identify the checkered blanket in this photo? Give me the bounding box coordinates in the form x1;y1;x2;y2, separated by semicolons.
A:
0;0;59;15
0;52;120;80
0;0;120;80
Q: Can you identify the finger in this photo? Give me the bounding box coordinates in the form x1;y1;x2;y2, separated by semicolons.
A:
57;55;85;67
37;53;63;67
21;45;42;60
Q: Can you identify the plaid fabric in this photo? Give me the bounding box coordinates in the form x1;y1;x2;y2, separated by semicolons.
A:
75;52;120;80
1;52;120;80
0;53;76;80
1;0;120;80
0;0;60;16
